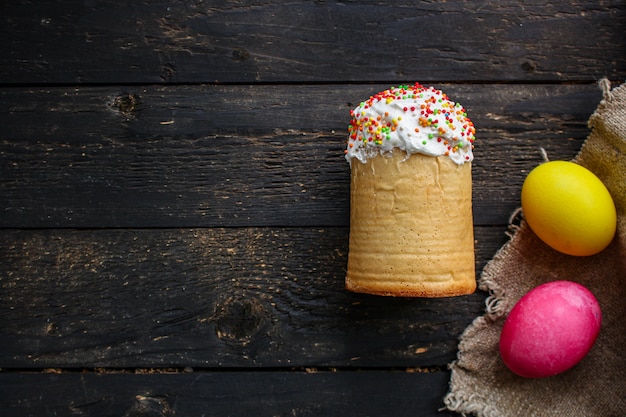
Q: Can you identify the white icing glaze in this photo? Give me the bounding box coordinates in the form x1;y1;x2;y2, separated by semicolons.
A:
345;83;475;165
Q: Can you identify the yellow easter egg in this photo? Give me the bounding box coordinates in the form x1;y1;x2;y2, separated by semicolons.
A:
521;161;616;256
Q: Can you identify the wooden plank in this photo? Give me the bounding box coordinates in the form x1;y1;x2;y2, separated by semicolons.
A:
0;83;600;228
0;370;457;417
1;1;624;84
0;226;509;369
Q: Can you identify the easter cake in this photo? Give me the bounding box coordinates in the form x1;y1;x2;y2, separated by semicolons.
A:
345;83;476;297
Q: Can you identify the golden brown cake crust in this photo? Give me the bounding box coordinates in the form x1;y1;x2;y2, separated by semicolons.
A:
346;150;476;297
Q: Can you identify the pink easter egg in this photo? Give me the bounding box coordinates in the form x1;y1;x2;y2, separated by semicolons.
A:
499;280;602;378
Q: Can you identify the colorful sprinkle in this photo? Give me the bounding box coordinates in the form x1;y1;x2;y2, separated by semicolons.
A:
345;82;475;165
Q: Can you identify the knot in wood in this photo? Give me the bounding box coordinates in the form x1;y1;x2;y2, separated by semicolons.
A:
123;395;172;417
521;61;537;73
231;47;250;61
111;93;140;118
214;295;267;345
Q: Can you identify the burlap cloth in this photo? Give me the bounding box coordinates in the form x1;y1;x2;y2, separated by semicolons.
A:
444;79;626;417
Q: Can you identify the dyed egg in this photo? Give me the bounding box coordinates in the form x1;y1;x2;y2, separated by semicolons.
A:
499;280;601;378
521;160;616;256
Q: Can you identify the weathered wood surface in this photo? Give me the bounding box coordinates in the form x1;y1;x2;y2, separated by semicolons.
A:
0;227;507;369
1;0;624;84
1;84;598;228
0;371;455;417
1;0;625;416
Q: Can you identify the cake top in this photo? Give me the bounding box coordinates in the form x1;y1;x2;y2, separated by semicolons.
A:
345;83;475;165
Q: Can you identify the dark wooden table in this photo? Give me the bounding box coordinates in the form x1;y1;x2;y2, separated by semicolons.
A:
1;1;624;416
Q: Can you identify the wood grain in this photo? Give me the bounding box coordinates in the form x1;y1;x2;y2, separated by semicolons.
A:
1;1;624;84
0;371;458;417
1;84;599;228
0;226;510;369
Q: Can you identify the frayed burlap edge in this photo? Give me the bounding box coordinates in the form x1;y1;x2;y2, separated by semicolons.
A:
444;79;626;417
443;215;526;417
